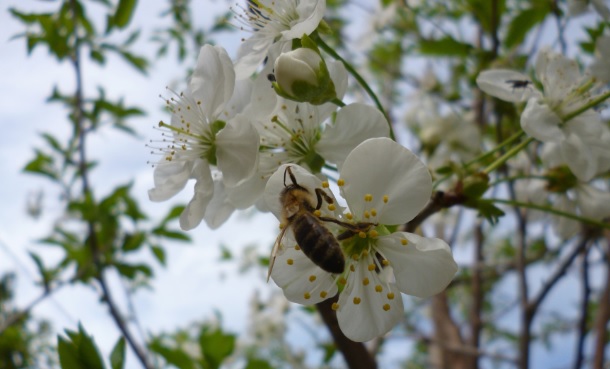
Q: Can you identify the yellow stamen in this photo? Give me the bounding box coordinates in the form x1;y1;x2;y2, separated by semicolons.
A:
383;304;391;311
337;179;345;186
353;297;361;305
309;275;316;282
287;259;294;265
362;277;370;286
364;194;373;202
331;303;339;311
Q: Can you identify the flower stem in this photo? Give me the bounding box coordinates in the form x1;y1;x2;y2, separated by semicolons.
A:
466;130;524;168
483;137;534;175
313;33;395;140
332;98;346;107
563;89;610;122
488;198;610;230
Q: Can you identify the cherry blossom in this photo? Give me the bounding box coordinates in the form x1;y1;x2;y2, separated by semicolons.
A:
148;45;259;230
264;138;458;342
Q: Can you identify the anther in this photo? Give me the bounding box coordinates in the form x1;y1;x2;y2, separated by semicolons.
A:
337;179;345;186
322;181;329;188
294;245;301;251
339;277;347;285
362;277;369;286
320;291;328;298
401;238;408;246
304;292;311;300
383;304;391;311
370;208;377;217
364;194;373;202
382;260;390;267
359;231;367;238
383;195;389;203
387;292;395;300
353;297;361;305
364;211;370;219
287;259;294;265
313;210;321;217
368;229;378;238
327;204;336;211
346;213;353;220
309;275;316;282
375;285;383;292
331;303;339;311
351;254;359;261
368;264;376;271
350;265;355;272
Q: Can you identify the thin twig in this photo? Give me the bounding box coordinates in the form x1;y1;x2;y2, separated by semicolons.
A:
68;1;153;367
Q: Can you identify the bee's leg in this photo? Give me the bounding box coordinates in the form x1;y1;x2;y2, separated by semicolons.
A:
284;166;297;186
314;188;334;210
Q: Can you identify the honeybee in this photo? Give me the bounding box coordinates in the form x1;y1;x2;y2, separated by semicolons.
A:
267;166;346;281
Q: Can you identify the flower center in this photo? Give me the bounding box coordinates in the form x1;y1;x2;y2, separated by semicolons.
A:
147;89;219;166
231;0;298;35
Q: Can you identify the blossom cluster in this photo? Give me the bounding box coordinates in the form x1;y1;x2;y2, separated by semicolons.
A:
144;0;607;342
147;0;459;342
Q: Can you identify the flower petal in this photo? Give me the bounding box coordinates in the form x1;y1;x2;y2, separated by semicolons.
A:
336;256;404;342
216;116;260;187
271;241;338;305
235;35;276;80
576;184;610;220
341;138;432;225
148;160;193;202
281;0;326;40
476;69;537;102
521;99;564;142
191;45;235;117
317;103;390;169
179;160;214;230
203;175;236;229
376;232;458;298
552;195;579;239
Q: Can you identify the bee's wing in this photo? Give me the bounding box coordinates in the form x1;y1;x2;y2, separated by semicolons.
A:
267;225;289;282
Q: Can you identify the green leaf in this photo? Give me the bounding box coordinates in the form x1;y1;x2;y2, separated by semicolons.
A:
505;6;550;49
151;245;167;266
419;36;472;57
149;340;195;369
122;232;146;252
115;263;153;280
110;337;126;369
57;336;81;369
244;358;274;369
76;324;106;369
152;228;191;242
23;150;57;180
199;329;236;369
113;0;137;29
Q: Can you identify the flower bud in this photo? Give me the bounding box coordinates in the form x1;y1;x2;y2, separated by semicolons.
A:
272;47;337;105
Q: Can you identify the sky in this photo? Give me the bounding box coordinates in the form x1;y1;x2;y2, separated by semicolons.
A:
0;0;285;367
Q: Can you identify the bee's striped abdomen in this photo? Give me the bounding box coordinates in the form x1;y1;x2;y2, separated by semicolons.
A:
292;212;345;274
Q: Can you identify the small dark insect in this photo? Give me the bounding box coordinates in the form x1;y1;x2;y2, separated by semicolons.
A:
506;79;532;89
267;73;276;82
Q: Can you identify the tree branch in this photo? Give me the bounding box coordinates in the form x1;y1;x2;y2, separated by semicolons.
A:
316;296;377;369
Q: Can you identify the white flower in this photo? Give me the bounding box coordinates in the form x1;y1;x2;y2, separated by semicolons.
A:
590;35;610;82
476;49;610;181
265;138;458;342
228;62;389;210
406;96;480;169
233;0;326;79
568;0;610;19
552;183;610;239
148;45;259;230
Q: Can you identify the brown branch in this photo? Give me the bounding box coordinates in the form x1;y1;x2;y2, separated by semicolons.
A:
573;249;590;369
316;296;377;369
468;223;484;369
593;239;610;368
430;292;468;369
404;191;465;233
